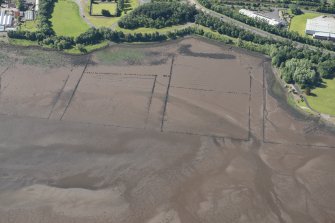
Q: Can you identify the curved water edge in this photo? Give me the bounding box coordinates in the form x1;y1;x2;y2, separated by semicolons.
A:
265;58;335;133
2;35;335;133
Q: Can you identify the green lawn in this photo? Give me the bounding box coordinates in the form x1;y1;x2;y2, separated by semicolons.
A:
289;12;322;36
9;38;39;46
20;20;39;32
92;2;117;16
51;0;90;37
306;79;335;116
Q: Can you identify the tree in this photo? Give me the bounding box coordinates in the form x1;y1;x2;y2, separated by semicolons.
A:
282;58;317;88
290;5;303;15
16;0;25;11
118;2;197;29
101;9;111;17
318;60;335;78
118;0;124;11
76;44;87;53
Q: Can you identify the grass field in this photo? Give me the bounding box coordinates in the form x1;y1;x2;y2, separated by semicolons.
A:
9;38;39;46
20;20;39;32
51;0;89;37
289;12;322;36
306;79;335;116
84;0;139;27
92;2;117;16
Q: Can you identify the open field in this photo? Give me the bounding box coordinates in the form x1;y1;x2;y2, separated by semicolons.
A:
0;38;335;223
289;12;322;36
51;0;90;37
91;2;117;16
306;78;335;116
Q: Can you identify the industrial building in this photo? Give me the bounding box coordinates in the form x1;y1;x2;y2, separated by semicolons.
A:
239;9;283;26
305;16;335;41
0;11;13;28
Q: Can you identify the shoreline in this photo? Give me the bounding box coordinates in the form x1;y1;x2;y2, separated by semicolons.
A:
266;60;335;132
2;34;335;128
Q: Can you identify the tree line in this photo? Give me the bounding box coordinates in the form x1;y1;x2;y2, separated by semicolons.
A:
118;1;197;29
195;12;335;90
8;0;335;90
196;0;335;51
8;27;199;50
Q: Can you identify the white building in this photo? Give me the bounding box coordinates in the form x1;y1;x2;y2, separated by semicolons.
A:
0;11;13;28
239;9;282;26
305;16;335;40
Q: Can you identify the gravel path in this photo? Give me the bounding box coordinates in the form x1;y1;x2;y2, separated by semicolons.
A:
74;0;95;28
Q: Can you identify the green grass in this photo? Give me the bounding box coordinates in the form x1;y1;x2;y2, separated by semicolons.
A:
306;79;335;116
20;20;39;32
51;0;90;37
92;2;117;16
289;12;322;36
9;38;39;46
84;0;139;27
65;41;109;54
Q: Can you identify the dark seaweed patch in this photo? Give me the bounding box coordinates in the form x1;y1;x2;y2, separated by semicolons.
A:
178;44;236;59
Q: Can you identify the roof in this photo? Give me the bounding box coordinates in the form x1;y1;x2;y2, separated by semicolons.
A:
306;16;335;34
313;32;335;38
24;10;34;20
239;9;282;26
0;11;13;26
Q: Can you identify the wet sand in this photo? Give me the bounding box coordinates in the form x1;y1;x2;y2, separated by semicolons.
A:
0;37;335;223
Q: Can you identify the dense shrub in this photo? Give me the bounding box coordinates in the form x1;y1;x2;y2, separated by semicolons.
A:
101;9;112;17
118;2;197;29
290;5;303;15
318;60;335;78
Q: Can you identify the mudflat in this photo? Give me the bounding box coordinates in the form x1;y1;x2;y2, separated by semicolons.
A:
0;37;334;223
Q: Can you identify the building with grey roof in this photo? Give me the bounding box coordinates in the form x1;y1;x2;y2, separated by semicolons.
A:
24;10;35;21
0;11;13;27
239;9;283;26
305;16;335;41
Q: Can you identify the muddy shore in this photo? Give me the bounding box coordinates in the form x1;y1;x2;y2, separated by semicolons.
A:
0;37;335;223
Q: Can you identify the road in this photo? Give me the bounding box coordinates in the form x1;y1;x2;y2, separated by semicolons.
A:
187;0;335;54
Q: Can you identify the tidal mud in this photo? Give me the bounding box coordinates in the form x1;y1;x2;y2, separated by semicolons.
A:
0;37;334;223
